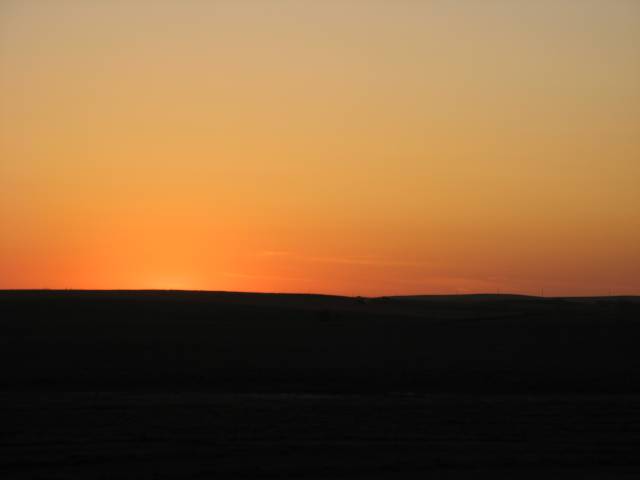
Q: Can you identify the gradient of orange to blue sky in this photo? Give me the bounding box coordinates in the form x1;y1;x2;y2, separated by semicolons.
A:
1;0;639;296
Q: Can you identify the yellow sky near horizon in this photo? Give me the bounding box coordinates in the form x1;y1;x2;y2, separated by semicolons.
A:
1;0;639;296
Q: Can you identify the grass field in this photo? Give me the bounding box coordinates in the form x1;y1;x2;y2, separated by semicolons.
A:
2;392;640;479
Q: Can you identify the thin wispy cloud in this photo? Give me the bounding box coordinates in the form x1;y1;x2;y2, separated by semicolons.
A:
257;251;428;268
221;271;313;283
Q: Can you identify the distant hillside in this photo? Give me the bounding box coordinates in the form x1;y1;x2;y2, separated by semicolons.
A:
1;290;639;393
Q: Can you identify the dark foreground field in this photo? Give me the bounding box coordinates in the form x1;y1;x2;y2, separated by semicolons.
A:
1;290;640;478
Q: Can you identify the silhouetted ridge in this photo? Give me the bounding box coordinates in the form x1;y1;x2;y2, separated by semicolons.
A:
1;290;639;393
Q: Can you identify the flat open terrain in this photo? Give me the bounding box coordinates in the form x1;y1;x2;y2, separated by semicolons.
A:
1;291;639;478
3;392;640;479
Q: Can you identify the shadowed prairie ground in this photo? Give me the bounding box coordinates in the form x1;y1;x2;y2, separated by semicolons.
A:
1;291;639;478
1;290;639;393
2;392;640;479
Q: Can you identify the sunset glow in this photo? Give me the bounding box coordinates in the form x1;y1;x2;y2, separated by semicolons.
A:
1;0;639;296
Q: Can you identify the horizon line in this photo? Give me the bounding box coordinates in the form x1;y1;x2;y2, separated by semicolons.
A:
1;288;638;300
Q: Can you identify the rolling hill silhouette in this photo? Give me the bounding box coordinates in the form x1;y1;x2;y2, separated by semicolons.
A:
2;290;638;393
2;290;640;478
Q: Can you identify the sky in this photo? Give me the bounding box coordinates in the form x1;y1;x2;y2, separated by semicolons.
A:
1;0;639;296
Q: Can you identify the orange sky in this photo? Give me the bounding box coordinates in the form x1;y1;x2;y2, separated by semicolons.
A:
1;0;639;296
